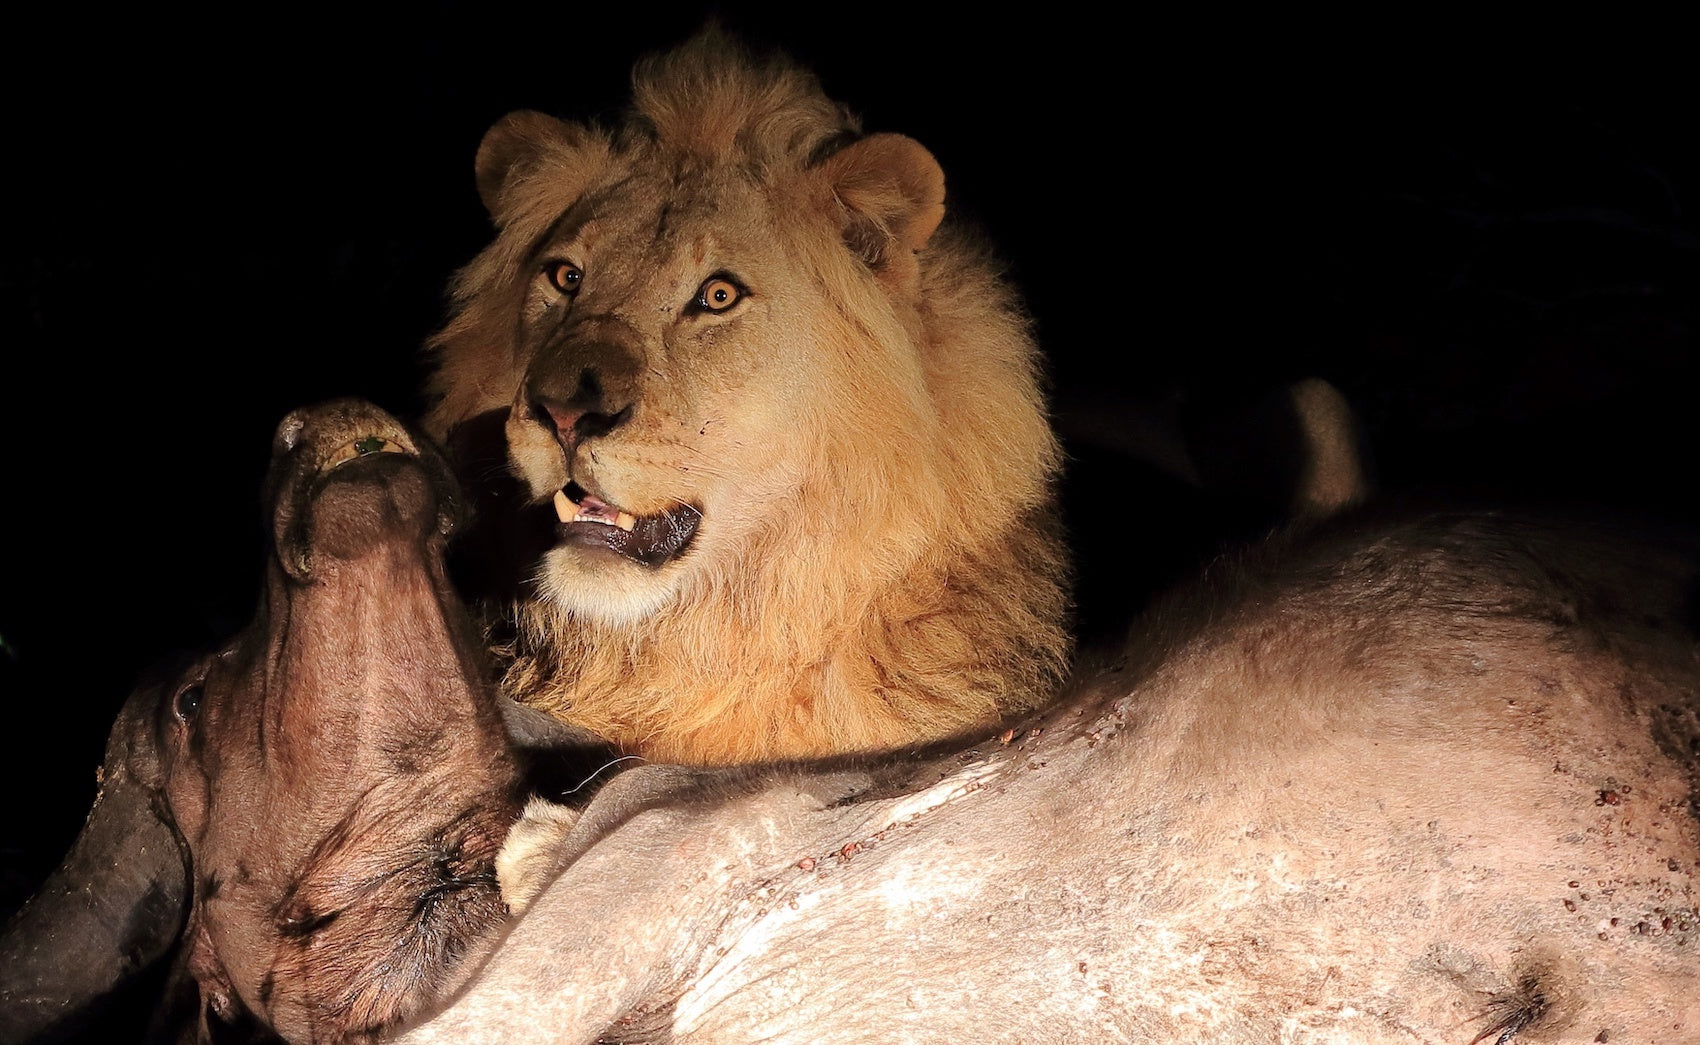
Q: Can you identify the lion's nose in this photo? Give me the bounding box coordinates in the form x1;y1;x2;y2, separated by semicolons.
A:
526;368;633;455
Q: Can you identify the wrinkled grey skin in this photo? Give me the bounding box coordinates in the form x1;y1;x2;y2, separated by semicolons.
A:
397;509;1700;1044
0;400;604;1043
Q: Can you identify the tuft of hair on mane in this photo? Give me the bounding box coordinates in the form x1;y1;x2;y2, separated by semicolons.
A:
626;24;857;168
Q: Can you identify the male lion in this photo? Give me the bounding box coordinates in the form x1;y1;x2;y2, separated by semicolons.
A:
423;30;1071;764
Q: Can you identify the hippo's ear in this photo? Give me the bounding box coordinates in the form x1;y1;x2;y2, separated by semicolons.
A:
0;679;190;1042
474;111;610;230
819;133;947;289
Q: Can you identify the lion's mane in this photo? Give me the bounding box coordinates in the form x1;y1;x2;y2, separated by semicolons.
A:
424;30;1072;764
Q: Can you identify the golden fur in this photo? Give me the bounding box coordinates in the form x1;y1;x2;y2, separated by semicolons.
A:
423;30;1071;764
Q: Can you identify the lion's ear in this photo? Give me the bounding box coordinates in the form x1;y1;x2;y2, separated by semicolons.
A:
474;110;599;226
821;133;946;287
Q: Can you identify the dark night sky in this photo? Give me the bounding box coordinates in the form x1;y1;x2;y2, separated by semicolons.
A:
3;6;1696;923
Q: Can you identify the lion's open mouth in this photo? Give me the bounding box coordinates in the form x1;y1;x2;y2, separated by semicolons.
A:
552;481;701;568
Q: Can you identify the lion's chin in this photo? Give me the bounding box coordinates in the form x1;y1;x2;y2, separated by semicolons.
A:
536;547;682;625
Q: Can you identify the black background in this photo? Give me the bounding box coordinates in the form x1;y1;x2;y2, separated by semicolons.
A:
3;6;1696;929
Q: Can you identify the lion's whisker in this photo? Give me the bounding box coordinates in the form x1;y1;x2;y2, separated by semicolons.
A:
559;755;648;796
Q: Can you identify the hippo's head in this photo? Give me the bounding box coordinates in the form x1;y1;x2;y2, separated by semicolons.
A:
2;400;525;1042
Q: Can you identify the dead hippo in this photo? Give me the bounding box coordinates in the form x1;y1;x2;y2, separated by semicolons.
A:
0;399;607;1043
392;508;1700;1044
5;400;1700;1043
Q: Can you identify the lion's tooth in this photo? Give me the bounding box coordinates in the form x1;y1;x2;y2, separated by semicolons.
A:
553;489;574;523
615;511;637;532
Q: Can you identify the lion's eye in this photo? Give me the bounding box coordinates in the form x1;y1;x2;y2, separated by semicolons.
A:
545;261;583;297
694;276;743;313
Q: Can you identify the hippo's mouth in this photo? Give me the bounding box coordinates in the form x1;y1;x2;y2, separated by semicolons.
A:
324;433;414;470
551;481;701;568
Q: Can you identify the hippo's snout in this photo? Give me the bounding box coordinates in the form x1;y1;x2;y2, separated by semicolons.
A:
269;399;461;582
302;453;441;564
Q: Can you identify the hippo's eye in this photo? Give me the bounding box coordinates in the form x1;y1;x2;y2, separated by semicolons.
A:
544;261;583;297
174;684;203;722
693;276;744;314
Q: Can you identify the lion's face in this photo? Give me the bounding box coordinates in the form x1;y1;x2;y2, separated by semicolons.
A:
504;167;850;621
431;97;954;626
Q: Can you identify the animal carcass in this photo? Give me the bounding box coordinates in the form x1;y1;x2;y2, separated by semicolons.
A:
3;399;1697;1043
